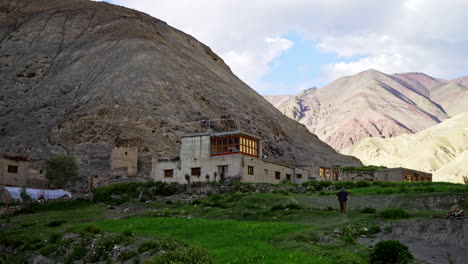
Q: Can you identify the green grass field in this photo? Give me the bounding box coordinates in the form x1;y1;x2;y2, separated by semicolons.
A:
1;181;466;263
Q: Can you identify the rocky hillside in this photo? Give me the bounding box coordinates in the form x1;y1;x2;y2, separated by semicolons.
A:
341;112;468;183
263;94;293;108
0;0;360;180
267;70;468;150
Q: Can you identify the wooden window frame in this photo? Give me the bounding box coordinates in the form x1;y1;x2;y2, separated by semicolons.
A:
7;165;18;174
210;134;259;158
248;166;254;175
275;171;281;180
164;169;173;178
296;174;302;179
191;167;201;177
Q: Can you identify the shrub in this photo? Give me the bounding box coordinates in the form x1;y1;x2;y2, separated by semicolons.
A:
93;181;181;204
143;246;213;264
367;225;381;235
82;224;101;235
120;250;138;261
139;240;160;253
284;203;303;210
39;244;59;256
369;240;413;264
380;208;411;219
333;181;356;189
356;180;371;188
361;207;377;214
45;155;79;189
47;219;67;227
384;226;393;234
48;233;63;244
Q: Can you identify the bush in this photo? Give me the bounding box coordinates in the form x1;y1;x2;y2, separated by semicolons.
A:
361;207;377;214
303;180;333;191
370;240;413;264
120;250;138;261
139;241;160;253
82;224;101;235
47;219;67;227
39;244;59;256
143;246;213;264
333;181;356;189
380;208;411;219
45;155;79;189
367;225;381;235
93;181;181;204
384;226;393;234
356;180;371;188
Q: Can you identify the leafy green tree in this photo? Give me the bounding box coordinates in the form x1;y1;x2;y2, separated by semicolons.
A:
45;155;79;189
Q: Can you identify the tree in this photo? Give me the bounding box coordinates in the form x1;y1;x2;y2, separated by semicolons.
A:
45;155;79;189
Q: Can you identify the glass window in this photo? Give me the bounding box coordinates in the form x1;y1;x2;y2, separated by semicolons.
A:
8;165;18;174
191;167;201;177
248;166;254;175
164;169;173;178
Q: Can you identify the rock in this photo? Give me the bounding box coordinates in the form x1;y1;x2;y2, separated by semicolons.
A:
29;255;53;264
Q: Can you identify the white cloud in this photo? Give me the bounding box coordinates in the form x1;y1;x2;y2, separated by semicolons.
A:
113;0;468;91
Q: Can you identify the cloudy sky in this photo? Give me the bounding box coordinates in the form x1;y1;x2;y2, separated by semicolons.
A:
103;0;468;95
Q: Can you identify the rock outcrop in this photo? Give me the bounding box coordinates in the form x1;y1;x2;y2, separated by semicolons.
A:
0;0;360;184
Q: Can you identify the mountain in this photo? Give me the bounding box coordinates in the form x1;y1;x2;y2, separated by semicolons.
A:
264;94;294;108
341;112;468;183
0;0;360;180
274;69;448;149
393;73;468;116
451;76;468;87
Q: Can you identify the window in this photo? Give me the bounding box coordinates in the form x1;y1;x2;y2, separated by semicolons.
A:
164;169;173;178
275;171;281;180
286;174;291;181
191;167;201;177
319;167;330;179
248;166;254;175
211;134;259;158
7;165;18;173
296;174;302;179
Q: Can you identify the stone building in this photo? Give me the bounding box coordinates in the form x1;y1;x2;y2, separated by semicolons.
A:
111;147;138;176
373;167;432;182
0;155;30;187
0;155;48;188
152;130;315;184
321;167;432;182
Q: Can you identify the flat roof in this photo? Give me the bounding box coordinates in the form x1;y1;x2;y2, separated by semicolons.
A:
182;130;261;139
377;167;432;175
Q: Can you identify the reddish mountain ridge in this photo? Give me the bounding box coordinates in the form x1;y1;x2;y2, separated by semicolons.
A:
265;70;468;150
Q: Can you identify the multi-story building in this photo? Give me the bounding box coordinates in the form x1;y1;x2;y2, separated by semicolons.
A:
152;130;316;184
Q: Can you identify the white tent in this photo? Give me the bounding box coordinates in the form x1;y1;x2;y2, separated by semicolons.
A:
3;187;72;202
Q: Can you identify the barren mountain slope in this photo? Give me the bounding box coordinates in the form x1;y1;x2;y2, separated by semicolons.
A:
430;83;468;116
276;69;448;149
393;73;468;116
341;112;468;183
451;76;468;87
0;0;360;179
263;94;294;108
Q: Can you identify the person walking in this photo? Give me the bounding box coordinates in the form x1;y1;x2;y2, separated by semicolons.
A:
337;188;348;213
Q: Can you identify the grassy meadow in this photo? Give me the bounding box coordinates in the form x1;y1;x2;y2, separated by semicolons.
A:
1;181;467;263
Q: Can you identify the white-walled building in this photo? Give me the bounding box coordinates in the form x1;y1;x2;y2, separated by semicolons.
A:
152;130;315;184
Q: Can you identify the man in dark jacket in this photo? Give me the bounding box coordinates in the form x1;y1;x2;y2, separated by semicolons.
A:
337;188;348;213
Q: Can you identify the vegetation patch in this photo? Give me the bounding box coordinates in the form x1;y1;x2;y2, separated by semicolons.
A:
380;208;411;219
369;240;413;264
